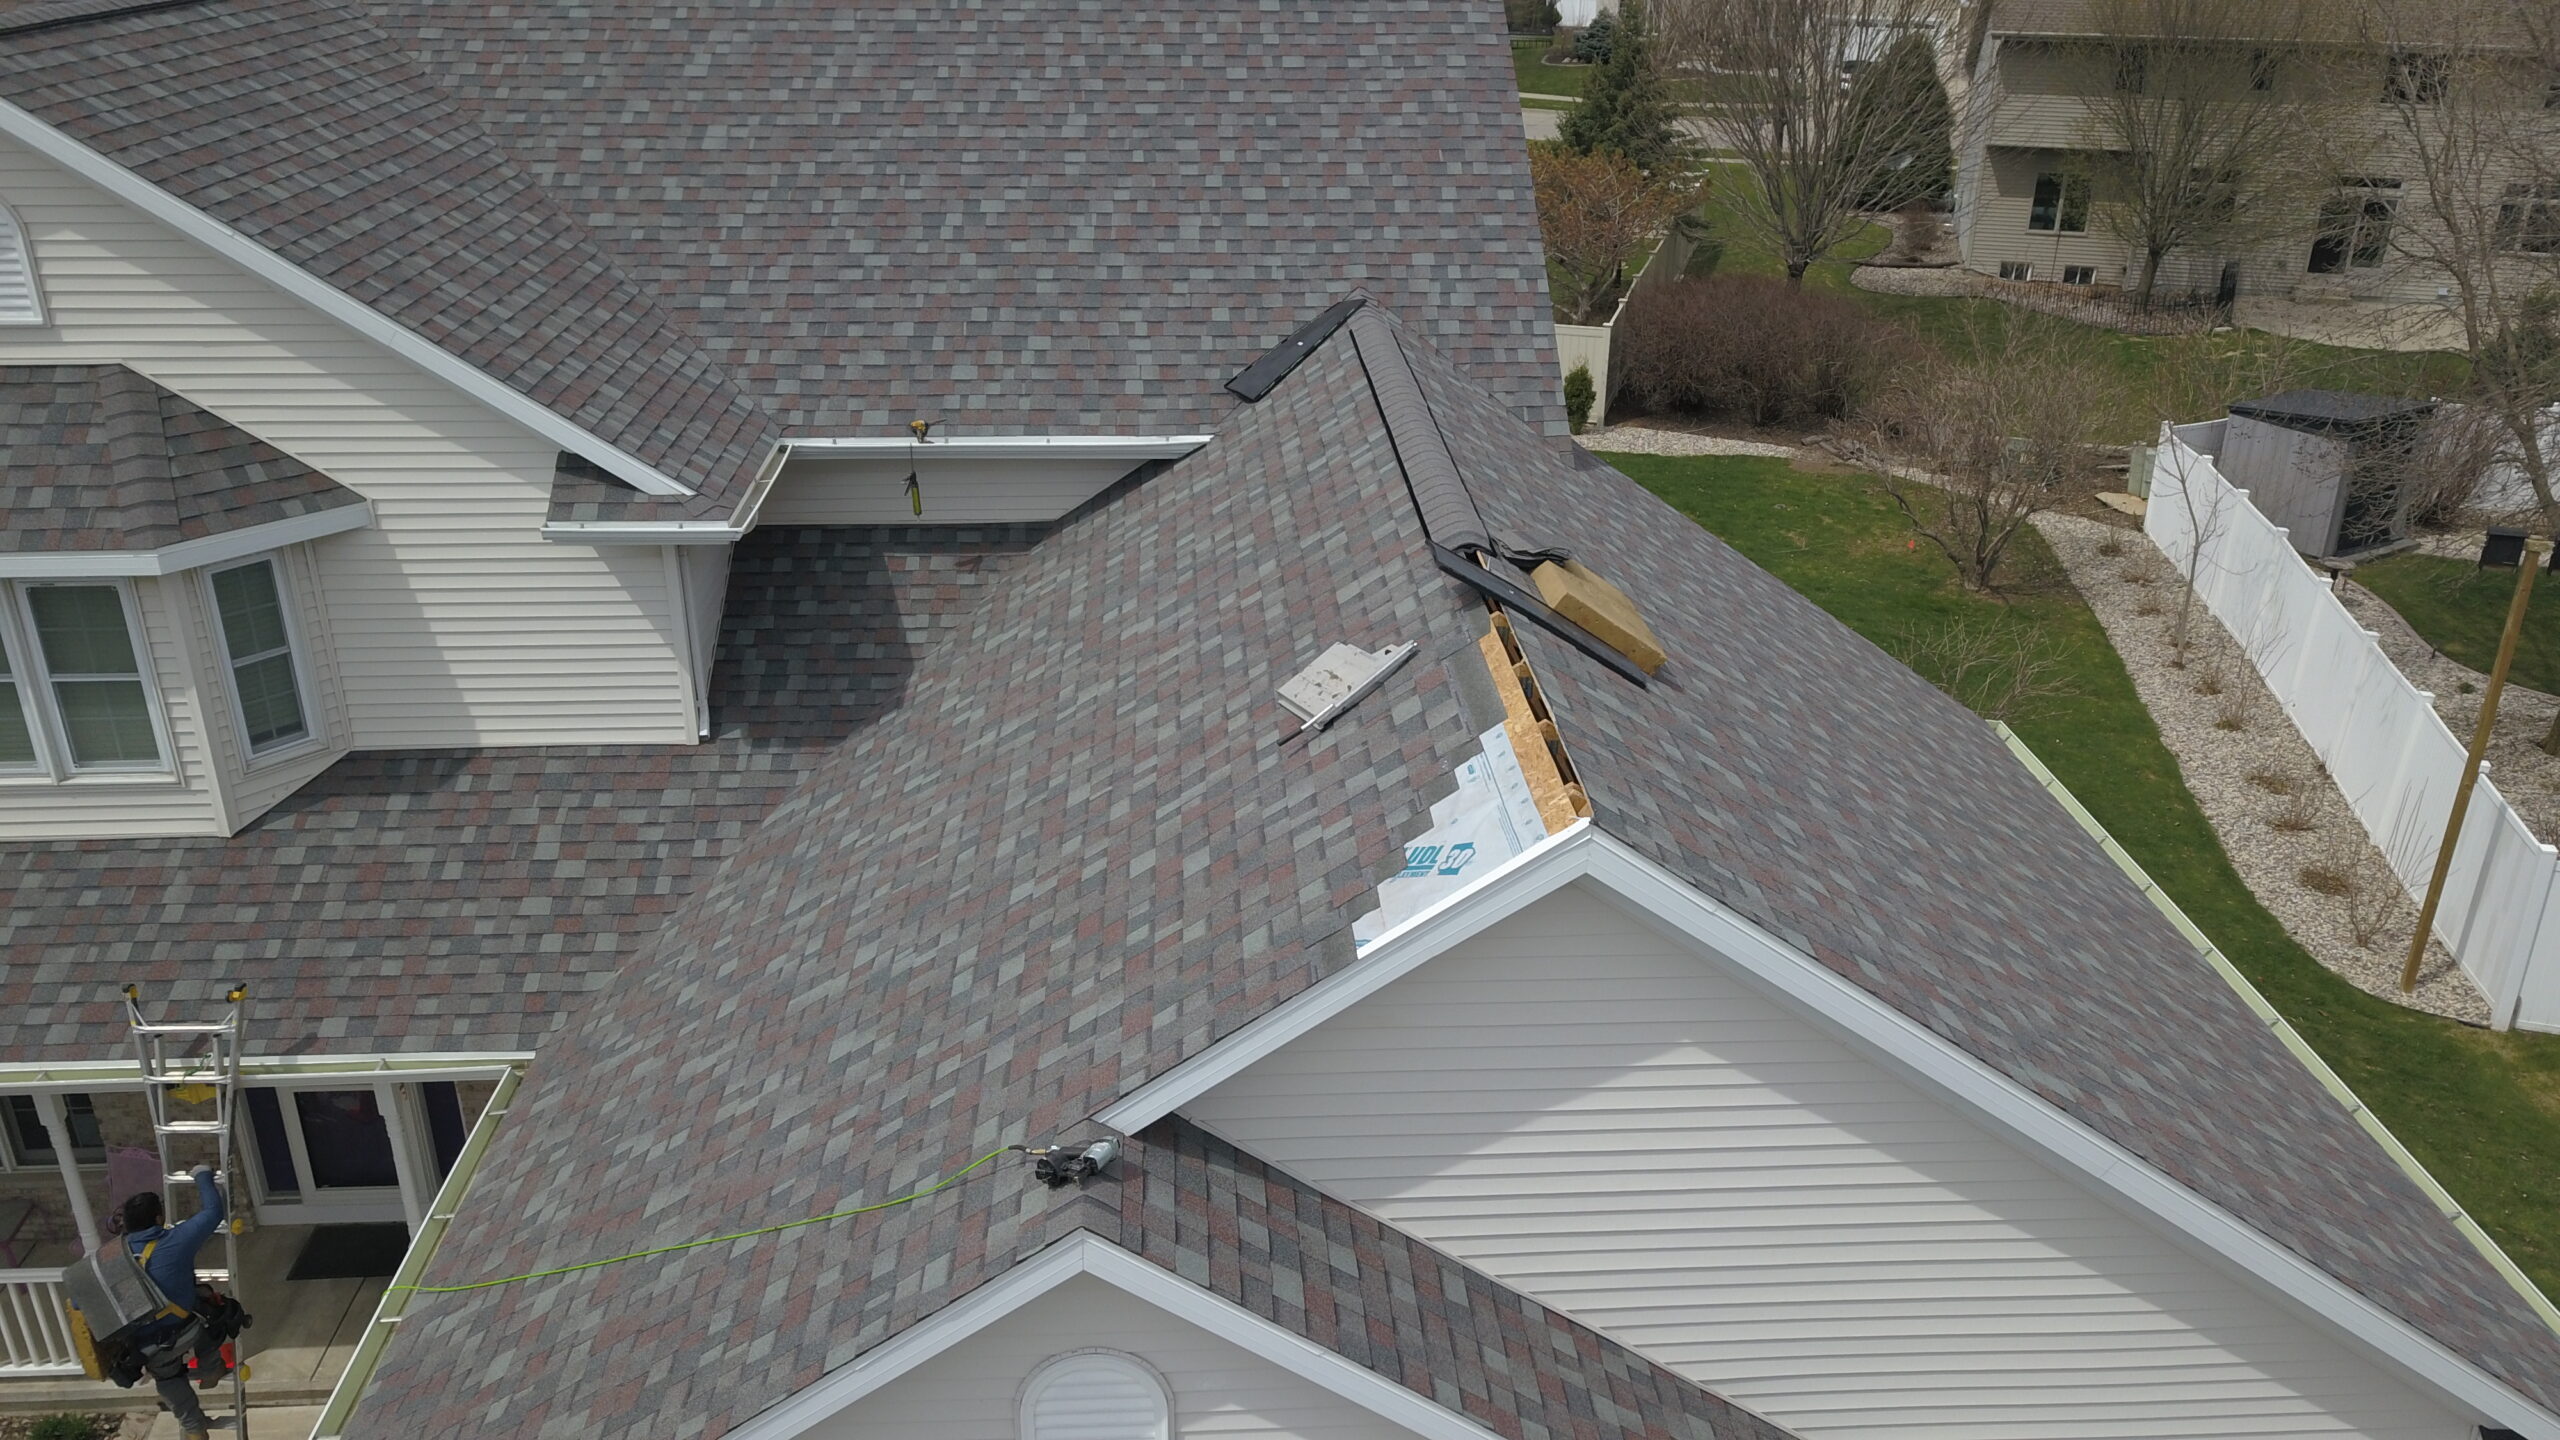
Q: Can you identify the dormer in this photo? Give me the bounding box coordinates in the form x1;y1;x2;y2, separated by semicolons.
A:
0;364;367;839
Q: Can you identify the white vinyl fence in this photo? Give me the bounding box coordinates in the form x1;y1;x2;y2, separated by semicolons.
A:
2148;425;2560;1030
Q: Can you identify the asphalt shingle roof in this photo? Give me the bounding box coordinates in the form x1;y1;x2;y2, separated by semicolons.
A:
360;0;1567;445
0;523;1045;1057
0;363;361;554
1391;318;2560;1416
340;307;2560;1436
0;0;781;518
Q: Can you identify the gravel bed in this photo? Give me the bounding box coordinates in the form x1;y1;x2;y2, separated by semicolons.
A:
2036;513;2490;1022
2334;578;2560;846
1849;263;1972;297
1575;426;1802;458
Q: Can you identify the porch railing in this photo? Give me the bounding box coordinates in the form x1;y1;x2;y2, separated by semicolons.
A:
0;1268;82;1375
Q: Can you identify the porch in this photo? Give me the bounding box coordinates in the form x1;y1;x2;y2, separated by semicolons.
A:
0;1064;512;1413
1;1220;389;1411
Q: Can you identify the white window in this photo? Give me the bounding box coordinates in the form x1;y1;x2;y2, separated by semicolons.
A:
2062;264;2097;285
0;619;37;773
0;200;42;326
1998;260;2034;281
1018;1351;1172;1440
207;556;313;758
8;581;169;774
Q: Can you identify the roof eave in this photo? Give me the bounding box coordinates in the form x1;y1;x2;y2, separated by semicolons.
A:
0;497;372;576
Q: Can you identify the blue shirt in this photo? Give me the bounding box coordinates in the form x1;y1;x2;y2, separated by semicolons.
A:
125;1169;223;1315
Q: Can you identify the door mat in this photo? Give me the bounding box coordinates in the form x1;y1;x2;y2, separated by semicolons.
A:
285;1222;411;1281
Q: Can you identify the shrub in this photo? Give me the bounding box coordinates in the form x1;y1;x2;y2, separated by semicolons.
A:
1544;26;1582;62
1572;12;1617;63
30;1416;103;1440
1564;364;1597;433
1613;276;1907;427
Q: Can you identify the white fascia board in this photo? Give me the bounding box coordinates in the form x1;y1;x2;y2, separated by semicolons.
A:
0;98;695;499
0;500;373;578
539;519;745;545
783;435;1216;462
1096;819;1595;1134
1100;823;2560;1436
0;1048;531;1092
727;1231;1508;1440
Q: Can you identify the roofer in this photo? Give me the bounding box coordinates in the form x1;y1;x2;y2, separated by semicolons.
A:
121;1165;235;1437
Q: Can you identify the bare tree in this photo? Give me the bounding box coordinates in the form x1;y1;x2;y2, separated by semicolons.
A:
1658;0;1950;285
2335;0;2560;741
1868;315;2110;592
1530;144;1704;325
2071;0;2320;309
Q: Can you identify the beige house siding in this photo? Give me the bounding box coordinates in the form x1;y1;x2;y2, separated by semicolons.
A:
0;133;696;775
817;1274;1420;1440
1184;882;2480;1440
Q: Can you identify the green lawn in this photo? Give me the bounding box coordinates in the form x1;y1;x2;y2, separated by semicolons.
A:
1604;450;2560;1297
1685;167;2470;445
1512;36;1587;97
2355;552;2560;696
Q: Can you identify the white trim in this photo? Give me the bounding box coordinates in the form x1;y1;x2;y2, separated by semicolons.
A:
1104;826;2560;1437
1097;819;1592;1133
0;501;374;578
728;1232;1509;1440
202;552;323;765
538;519;744;545
12;577;176;777
0;1050;530;1093
0;99;696;499
0;196;45;327
781;435;1215;461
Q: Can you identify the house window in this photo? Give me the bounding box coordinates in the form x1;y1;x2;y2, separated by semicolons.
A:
2385;50;2447;105
3;1093;102;1166
1019;1352;1171;1440
0;624;36;772
15;582;166;771
2249;49;2279;92
0;201;42;327
2028;172;2090;233
1998;261;2034;281
2111;45;2146;94
2500;185;2560;254
2309;180;2400;273
2062;265;2097;285
208;557;310;756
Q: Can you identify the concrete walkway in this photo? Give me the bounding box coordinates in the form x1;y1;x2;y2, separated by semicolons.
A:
135;1402;325;1439
1522;107;1559;141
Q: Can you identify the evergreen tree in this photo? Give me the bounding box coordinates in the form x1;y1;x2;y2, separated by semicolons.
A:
1559;0;1685;178
1844;34;1954;211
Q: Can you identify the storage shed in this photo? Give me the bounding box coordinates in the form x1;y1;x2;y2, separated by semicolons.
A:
2220;390;2436;559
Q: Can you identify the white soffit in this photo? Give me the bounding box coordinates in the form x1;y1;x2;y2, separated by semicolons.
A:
1099;825;2560;1438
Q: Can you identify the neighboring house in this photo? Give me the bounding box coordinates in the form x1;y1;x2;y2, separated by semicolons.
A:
4;6;2560;1440
1953;0;2557;304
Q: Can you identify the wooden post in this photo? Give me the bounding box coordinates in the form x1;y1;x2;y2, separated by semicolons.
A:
373;1081;426;1234
2404;537;2549;992
31;1091;101;1253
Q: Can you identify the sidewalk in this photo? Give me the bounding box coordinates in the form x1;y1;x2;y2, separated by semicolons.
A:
133;1402;324;1439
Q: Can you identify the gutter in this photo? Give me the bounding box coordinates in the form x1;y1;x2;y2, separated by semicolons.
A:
309;1064;525;1440
1995;721;2560;1337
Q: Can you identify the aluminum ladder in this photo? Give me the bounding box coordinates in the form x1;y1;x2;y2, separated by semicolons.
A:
123;983;251;1440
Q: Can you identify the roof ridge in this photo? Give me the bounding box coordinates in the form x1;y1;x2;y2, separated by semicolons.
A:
0;0;205;38
1346;307;1492;556
91;362;174;508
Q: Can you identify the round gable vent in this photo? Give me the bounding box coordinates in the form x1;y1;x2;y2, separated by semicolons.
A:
1018;1349;1172;1440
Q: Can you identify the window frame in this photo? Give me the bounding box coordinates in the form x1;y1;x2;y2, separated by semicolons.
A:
6;578;175;779
0;606;42;776
2062;264;2097;286
2027;171;2091;234
1;1092;104;1169
2499;184;2560;255
2384;50;2448;105
202;552;321;765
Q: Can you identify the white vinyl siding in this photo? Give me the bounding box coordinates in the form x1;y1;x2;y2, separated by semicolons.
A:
1185;883;2477;1440
0;133;692;753
818;1275;1420;1440
0;198;42;324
